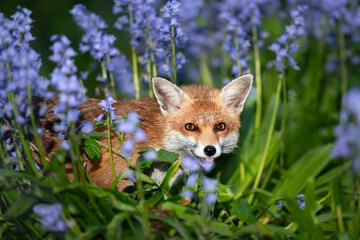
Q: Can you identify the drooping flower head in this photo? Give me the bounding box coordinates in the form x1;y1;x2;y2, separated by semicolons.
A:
0;6;50;123
116;111;147;157
71;4;132;96
219;0;275;76
49;34;87;141
33;203;68;232
332;88;360;173
268;5;307;72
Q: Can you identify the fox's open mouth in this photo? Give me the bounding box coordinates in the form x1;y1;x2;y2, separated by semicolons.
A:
203;158;215;163
190;150;215;164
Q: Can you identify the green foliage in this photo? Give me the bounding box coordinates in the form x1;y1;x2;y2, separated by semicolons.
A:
83;137;102;163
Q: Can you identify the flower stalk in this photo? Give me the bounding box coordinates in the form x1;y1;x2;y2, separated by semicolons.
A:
248;73;283;204
171;25;177;84
252;23;262;131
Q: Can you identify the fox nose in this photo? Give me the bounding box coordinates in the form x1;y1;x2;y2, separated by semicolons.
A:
204;145;216;157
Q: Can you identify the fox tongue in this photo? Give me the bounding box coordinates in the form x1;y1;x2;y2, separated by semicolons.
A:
204;158;215;163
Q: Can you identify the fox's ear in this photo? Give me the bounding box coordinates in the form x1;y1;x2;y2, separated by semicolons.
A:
220;74;253;113
152;77;187;114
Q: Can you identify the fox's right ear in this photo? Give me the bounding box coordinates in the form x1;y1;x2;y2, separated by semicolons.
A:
152;77;187;114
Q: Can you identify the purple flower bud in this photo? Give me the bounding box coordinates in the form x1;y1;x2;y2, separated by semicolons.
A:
143;149;158;161
202;177;218;193
181;156;200;172
186;173;197;187
205;193;217;205
181;189;194;199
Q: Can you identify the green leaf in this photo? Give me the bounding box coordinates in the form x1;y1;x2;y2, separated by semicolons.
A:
230;201;256;223
157;149;179;164
84;137;102;163
106;214;124;239
268;144;332;203
217;183;233;202
87;131;107;138
161;202;233;236
285;199;325;239
160;159;182;192
5;194;36;219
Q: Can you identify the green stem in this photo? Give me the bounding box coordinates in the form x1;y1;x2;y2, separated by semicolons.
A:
6;62;40;177
0;140;7;169
165;57;173;81
95;139;130;167
71;126;87;183
100;60;109;97
252;23;262;131
171;25;177;84
234;28;242;76
248;73;282;204
135;163;152;236
128;3;140;99
27;80;47;168
338;21;347;99
107;53;117;98
279;73;287;167
146;12;156;97
146;56;153;97
107;115;116;181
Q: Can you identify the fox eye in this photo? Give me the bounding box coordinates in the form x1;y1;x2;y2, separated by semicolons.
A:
185;123;198;131
215;122;226;131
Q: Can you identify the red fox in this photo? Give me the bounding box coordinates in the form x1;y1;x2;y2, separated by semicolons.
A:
32;74;253;191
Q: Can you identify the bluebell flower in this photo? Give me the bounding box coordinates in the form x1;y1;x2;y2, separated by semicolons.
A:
116;110;147;157
122;138;135;157
201;160;214;173
332;88;360;173
49;34;87;142
218;0;275;76
71;3;131;95
0;6;50;122
277;201;284;210
268;5;307;72
33;203;67;232
123;169;136;181
107;55;134;97
202;177;218;193
205;193;217;206
185;173;197;187
94;113;104;122
181;156;200;172
181;189;194;199
296;194;306;209
80;121;93;134
97;96;118;120
143;149;158;161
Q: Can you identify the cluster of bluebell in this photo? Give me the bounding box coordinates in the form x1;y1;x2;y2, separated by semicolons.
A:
113;0;187;80
49;34;88;149
332;88;360;173
219;0;272;76
277;194;306;210
180;156;217;206
268;5;307;72
0;6;51;171
70;4;132;96
288;0;360;42
116;111;147;157
33;203;68;232
0;6;50;123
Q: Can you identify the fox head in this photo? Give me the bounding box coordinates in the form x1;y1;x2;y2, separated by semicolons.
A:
152;74;253;163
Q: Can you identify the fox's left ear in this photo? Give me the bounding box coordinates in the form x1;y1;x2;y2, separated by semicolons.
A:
220;74;253;113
